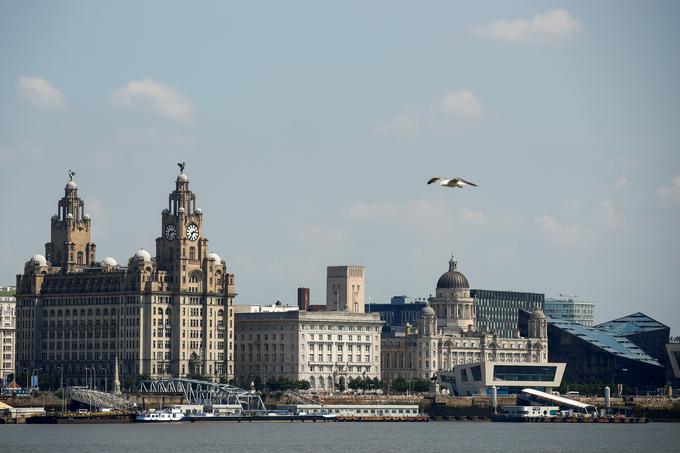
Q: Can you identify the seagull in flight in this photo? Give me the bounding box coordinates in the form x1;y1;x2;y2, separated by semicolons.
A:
427;177;478;188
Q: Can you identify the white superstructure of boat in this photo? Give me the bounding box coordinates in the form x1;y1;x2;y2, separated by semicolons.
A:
135;406;185;422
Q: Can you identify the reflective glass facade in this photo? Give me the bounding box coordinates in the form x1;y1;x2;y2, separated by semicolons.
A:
472;289;544;338
493;365;557;382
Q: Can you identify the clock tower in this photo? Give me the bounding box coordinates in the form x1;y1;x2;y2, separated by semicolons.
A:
155;166;236;379
44;176;96;271
156;170;208;276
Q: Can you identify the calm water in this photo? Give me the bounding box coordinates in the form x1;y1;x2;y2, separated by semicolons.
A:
1;422;679;453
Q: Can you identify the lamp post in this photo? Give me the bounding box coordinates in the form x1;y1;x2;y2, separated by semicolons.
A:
22;367;29;390
85;368;90;390
101;367;108;393
57;366;65;414
92;367;97;391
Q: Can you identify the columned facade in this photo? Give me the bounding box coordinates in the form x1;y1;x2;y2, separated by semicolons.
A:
382;257;549;383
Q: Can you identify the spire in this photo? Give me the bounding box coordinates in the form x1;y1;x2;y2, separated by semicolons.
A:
449;254;457;271
113;354;121;395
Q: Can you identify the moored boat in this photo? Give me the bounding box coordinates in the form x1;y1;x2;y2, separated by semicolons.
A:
135;406;185;422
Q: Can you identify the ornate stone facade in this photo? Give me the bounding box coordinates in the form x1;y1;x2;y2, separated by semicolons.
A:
15;170;235;386
0;296;15;383
381;256;548;381
235;310;382;390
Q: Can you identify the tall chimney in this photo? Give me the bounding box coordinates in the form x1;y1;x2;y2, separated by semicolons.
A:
297;287;310;311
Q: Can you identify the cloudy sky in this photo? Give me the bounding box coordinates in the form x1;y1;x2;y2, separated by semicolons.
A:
1;1;679;331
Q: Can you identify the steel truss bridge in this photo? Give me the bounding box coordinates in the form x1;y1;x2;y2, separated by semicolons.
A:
136;378;266;411
70;388;136;411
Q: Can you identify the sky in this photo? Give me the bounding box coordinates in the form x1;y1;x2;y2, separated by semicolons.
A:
1;1;679;332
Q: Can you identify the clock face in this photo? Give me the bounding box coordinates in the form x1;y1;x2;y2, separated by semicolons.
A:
164;224;177;241
186;223;199;241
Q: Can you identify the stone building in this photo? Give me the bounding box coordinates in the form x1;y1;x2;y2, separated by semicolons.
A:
15;169;235;386
381;256;549;382
1;296;16;383
326;266;365;313
235;310;382;390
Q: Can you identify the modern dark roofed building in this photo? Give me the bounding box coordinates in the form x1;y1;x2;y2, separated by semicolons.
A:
665;341;680;388
472;289;544;338
519;311;666;391
366;299;426;332
595;313;670;366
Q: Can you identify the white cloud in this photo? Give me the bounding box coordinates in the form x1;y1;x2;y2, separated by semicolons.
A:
16;77;65;109
459;207;489;225
615;175;629;190
469;9;583;44
536;214;583;245
657;174;680;201
373;112;419;138
598;200;619;228
437;90;486;120
373;89;486;137
110;79;193;121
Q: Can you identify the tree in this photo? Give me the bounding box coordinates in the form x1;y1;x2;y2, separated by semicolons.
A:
391;377;409;393
252;376;264;391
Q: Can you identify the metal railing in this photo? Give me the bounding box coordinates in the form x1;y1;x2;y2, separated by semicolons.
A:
70;388;135;411
136;378;266;411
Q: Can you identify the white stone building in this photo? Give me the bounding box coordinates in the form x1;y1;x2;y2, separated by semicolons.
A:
235;310;382;390
382;256;549;382
326;266;365;313
0;296;16;383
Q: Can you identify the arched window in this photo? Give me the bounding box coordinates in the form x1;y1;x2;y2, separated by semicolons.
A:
77;251;83;264
189;247;195;260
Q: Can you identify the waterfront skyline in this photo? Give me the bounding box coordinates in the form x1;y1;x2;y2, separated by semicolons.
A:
1;2;679;331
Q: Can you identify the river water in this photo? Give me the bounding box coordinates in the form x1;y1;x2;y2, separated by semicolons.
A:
1;422;679;453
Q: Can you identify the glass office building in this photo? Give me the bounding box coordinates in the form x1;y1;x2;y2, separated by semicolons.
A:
544;297;595;326
471;289;544;338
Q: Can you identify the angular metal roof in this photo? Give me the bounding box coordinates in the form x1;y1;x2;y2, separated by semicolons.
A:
594;312;669;335
548;316;663;367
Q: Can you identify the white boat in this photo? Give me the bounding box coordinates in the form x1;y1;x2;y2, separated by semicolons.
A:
135;406;185;422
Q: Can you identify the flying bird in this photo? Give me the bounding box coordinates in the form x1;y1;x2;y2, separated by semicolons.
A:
427;177;478;188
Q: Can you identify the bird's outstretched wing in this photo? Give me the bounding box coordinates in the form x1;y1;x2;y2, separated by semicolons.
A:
427;177;441;185
459;178;478;187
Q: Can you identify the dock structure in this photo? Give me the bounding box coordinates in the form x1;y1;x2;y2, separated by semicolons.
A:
70;388;135;411
136;378;266;411
520;388;598;415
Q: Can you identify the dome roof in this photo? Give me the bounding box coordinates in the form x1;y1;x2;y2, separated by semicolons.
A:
177;173;188;183
207;252;221;262
531;308;546;319
436;256;469;289
66;213;74;219
134;249;152;262
178;207;186;213
83;214;91;220
66;180;77;189
102;257;118;267
31;254;47;266
421;301;435;317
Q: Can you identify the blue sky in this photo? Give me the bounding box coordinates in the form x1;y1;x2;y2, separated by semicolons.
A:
1;1;679;331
